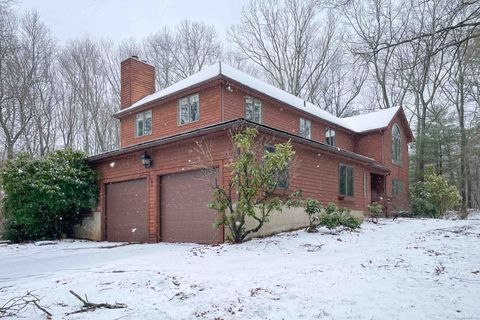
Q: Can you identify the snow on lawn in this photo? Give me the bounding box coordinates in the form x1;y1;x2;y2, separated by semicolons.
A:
1;216;479;320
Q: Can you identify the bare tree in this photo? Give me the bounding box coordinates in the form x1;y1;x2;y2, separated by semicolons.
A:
143;27;179;89
312;41;368;116
0;3;16;159
0;9;53;159
173;20;221;78
373;0;480;53
343;0;411;110
143;20;221;90
229;0;339;100
58;37;118;154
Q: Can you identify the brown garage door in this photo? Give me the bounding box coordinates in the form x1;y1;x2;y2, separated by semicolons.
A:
106;178;148;243
160;170;221;244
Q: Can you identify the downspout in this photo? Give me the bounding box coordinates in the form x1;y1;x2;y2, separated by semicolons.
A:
221;81;224;122
381;129;385;164
220;62;224;121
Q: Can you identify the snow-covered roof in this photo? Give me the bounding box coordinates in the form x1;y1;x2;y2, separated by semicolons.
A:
115;62;401;134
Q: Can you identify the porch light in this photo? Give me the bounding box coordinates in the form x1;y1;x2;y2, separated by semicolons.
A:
140;152;153;168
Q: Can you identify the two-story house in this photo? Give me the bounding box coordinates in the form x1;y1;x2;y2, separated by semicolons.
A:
78;56;413;244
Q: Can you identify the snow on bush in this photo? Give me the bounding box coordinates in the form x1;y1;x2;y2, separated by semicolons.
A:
411;166;461;218
0;150;99;242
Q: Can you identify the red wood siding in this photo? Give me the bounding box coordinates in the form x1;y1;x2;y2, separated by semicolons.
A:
95;131;231;242
94;130;376;243
383;115;410;211
120;83;222;147
222;85;356;150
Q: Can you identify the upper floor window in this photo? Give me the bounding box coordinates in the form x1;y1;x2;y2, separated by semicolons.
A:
326;128;336;146
178;93;199;125
299;118;311;139
392;124;401;164
136;110;152;137
339;164;354;197
392;179;403;197
245;96;262;123
264;145;289;189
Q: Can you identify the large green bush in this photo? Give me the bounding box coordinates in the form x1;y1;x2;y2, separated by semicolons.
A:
0;150;99;242
411;166;461;218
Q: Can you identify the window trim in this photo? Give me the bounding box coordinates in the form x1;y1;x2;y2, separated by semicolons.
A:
326;128;336;146
245;96;262;124
177;93;200;126
135;109;152;137
299;117;312;139
339;163;354;197
392;123;402;165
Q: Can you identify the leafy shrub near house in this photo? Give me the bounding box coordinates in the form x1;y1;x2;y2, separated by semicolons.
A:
411;166;461;218
208;128;300;243
303;199;322;232
301;201;362;232
318;203;362;230
367;203;383;223
0;150;99;242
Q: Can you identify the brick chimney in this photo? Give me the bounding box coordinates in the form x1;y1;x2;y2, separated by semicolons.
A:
121;56;155;109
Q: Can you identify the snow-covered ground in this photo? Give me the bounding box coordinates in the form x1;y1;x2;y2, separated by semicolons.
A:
1;215;479;320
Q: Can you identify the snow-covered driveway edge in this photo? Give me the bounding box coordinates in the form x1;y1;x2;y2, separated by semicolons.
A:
1;215;479;319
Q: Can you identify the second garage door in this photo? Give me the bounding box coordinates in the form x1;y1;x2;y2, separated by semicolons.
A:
160;169;221;244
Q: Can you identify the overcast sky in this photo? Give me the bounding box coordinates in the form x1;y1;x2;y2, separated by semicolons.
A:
15;0;248;43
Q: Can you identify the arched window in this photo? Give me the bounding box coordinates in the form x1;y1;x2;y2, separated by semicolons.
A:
392;124;401;164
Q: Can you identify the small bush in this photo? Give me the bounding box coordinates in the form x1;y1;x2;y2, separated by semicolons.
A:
300;200;362;232
0;150;99;242
367;203;383;223
411;166;461;218
303;199;322;232
318;212;362;230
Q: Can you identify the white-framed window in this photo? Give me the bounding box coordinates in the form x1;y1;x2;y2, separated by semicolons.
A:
178;93;199;125
326;128;336;146
136;110;152;137
392;124;401;165
245;96;262;123
299;117;311;139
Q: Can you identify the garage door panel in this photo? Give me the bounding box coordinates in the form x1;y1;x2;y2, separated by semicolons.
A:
106;178;148;243
161;170;221;244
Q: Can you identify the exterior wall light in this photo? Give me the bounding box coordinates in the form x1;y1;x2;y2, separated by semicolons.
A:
140;152;153;168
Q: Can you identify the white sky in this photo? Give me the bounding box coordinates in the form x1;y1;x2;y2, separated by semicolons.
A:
15;0;248;43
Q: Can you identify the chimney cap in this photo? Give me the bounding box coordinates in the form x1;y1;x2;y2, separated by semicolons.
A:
131;55;139;60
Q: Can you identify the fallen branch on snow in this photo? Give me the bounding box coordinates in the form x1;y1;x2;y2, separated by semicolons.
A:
66;290;126;315
0;292;52;318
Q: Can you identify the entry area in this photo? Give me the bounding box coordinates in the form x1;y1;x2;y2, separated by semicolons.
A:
160;169;221;244
106;178;149;243
370;173;385;203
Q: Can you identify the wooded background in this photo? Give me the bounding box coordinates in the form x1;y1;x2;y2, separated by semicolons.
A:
0;0;479;210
